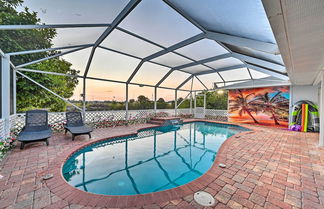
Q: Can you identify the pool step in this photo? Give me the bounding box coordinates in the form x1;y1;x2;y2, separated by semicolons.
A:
151;117;181;121
149;117;183;126
149;119;165;125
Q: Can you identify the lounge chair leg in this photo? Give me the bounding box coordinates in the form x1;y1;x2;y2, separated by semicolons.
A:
72;134;75;141
88;133;92;138
20;142;25;150
45;139;49;146
65;129;67;135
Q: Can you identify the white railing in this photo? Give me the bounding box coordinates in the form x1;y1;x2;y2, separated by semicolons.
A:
0;118;5;140
205;109;228;121
7;108;228;136
12;109;173;132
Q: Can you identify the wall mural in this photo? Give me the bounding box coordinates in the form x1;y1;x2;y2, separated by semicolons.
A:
228;86;290;127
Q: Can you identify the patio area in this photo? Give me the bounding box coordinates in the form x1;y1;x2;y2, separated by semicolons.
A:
0;121;323;209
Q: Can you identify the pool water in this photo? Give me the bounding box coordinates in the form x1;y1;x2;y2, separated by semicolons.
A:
63;122;248;195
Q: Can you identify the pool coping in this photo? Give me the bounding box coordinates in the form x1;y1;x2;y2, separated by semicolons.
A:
41;120;259;208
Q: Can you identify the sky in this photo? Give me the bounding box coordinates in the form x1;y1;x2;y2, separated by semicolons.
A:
17;0;274;101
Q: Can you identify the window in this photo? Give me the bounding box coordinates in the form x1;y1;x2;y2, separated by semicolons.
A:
120;0;201;47
88;48;141;81
132;62;170;85
18;0;130;24
219;68;251;82
197;72;223;89
101;29;162;58
151;52;191;67
160;71;191;88
176;39;228;60
205;58;244;69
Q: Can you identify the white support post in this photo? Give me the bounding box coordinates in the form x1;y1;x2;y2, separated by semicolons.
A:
13;69;16;114
154;87;157;114
288;86;293;127
1;55;11;138
175;90;177;116
204;93;206;117
82;78;86;120
194;92;197;109
190;92;192;114
125;84;129;120
194;92;197;117
189;77;194;115
319;73;324;147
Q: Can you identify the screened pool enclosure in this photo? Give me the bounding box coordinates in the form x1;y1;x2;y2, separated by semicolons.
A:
0;0;290;139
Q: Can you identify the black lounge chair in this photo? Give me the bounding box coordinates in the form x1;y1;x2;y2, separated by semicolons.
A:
64;112;93;141
17;110;52;149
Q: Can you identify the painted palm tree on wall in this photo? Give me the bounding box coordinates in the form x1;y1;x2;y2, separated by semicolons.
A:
251;91;289;125
228;87;290;127
228;90;259;123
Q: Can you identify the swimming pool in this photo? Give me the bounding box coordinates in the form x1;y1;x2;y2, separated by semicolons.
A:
62;122;248;195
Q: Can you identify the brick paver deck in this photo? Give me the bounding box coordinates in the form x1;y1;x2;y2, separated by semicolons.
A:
0;121;323;209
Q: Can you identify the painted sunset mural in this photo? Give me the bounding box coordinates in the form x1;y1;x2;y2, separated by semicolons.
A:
228;86;290;127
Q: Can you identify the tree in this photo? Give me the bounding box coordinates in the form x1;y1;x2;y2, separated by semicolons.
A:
229;90;259;123
177;97;184;104
17;59;78;112
0;0;79;112
178;98;191;109
137;95;149;103
157;98;167;109
251;91;289;125
136;95;152;109
157;98;165;103
110;102;125;110
175;91;228;109
205;91;228;110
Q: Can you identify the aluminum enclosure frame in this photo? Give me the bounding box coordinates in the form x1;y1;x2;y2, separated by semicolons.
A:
0;0;291;139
